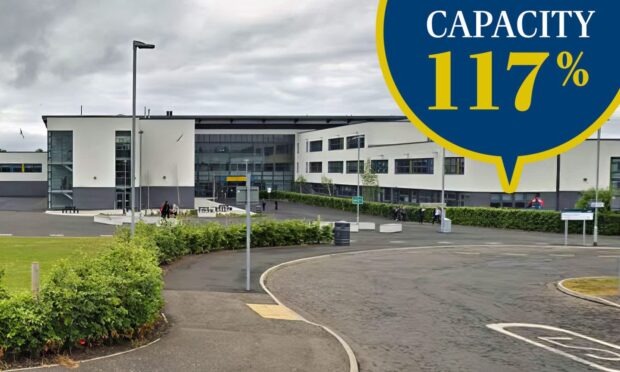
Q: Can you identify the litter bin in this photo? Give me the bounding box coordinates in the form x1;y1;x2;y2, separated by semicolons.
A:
254;205;262;213
440;218;452;233
334;221;351;246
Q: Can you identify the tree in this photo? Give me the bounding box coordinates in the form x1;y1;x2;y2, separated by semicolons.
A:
0;149;6;153
295;175;307;194
361;159;379;202
321;175;334;196
575;188;612;212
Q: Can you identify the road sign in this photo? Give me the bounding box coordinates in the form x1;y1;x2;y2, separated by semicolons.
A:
590;201;605;209
352;196;364;205
561;212;594;221
236;186;259;204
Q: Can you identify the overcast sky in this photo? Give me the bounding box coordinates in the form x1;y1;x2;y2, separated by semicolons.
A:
0;0;618;151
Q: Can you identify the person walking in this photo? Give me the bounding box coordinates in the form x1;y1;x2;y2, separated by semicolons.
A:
160;201;171;219
275;200;279;210
432;207;441;225
262;200;266;212
418;208;425;224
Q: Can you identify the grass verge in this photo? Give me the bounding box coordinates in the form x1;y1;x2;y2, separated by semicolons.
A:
0;236;112;292
563;277;620;297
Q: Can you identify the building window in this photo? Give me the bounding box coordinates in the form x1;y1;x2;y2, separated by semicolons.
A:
445;157;465;175
328;161;344;174
612;158;620;193
347;135;365;149
490;193;537;208
24;164;43;173
309;162;323;173
395;158;434;174
371;160;388;174
309;140;323;152
0;164;22;173
346;160;364;174
48;131;73;209
328;138;344;151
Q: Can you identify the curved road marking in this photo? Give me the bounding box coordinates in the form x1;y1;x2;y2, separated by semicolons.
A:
259;244;620;372
487;323;620;372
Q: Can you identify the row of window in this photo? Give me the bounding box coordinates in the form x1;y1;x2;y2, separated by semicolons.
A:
305;158;465;175
196;163;292;172
307;135;365;153
0;163;43;173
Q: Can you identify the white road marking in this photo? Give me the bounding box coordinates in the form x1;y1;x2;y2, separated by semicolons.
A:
550;254;575;258
502;253;528;257
437;241;453;245
454;252;481;255
485;242;503;245
0;233;13;236
389;241;407;244
488;323;620;372
49;234;64;237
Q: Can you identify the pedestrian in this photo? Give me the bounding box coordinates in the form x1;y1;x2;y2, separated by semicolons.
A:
275;200;279;210
161;201;170;219
432;207;441;225
172;203;179;218
528;193;545;209
418;208;425;224
393;206;399;221
262;200;266;212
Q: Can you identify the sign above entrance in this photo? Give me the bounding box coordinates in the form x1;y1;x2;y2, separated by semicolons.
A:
227;176;247;182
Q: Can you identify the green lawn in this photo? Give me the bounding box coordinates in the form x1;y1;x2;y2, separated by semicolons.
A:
0;237;112;293
563;277;620;297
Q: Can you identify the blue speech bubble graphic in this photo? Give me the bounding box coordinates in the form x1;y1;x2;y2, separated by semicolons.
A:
377;1;620;193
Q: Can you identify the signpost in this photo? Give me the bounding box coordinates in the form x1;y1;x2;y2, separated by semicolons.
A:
590;201;605;209
561;210;594;247
352;196;364;205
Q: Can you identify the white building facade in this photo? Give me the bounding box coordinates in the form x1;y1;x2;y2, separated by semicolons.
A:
296;120;620;210
0;115;618;211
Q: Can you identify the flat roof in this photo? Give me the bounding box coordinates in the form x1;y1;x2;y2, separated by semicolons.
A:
42;115;408;129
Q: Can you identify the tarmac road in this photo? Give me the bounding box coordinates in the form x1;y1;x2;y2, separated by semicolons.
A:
267;245;620;372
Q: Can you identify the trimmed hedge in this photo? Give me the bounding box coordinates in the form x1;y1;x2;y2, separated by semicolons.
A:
117;220;333;264
0;219;333;360
263;191;620;236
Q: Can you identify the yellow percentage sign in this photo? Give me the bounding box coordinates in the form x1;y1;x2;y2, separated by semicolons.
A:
557;51;590;87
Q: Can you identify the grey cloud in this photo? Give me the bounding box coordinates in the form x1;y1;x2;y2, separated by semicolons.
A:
11;49;46;87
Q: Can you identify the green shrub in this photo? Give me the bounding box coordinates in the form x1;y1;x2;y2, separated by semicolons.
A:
0;219;332;360
0;243;163;360
124;220;334;264
575;188;613;212
265;191;620;236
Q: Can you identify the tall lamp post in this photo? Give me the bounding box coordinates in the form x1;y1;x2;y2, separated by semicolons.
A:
131;40;155;237
593;128;601;247
356;132;361;227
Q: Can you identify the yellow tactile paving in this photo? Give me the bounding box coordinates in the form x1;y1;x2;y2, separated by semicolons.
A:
247;304;302;321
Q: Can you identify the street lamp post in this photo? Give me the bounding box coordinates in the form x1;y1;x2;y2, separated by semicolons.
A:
244;159;251;291
356;133;361;227
139;129;144;211
440;147;446;232
131;40;155;238
593;128;601;247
